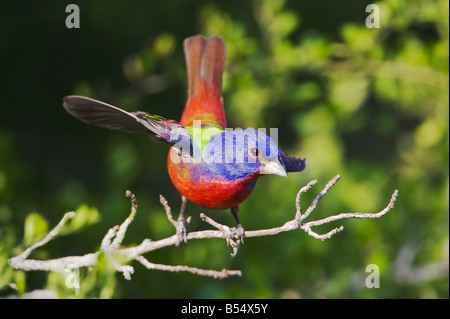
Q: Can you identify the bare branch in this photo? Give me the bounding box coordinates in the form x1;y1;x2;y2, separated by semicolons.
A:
110;190;137;250
160;194;191;246
20;211;75;260
301;174;341;222
135;255;242;279
9;176;398;283
160;194;176;228
306;189;398;225
295;179;318;220
9;211;80;273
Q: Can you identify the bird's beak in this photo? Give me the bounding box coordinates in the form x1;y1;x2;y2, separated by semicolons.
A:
259;158;288;178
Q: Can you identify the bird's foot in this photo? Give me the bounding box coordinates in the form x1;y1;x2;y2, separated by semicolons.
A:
160;194;190;246
229;226;245;243
175;215;190;246
226;225;245;257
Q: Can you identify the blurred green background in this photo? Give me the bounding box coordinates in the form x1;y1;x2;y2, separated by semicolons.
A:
0;0;448;298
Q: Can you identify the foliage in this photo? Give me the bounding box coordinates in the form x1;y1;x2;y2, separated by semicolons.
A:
0;0;448;298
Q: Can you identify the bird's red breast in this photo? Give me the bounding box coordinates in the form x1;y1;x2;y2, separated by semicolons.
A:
167;148;258;210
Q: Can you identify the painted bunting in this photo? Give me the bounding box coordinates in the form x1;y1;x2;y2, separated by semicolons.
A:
63;35;306;243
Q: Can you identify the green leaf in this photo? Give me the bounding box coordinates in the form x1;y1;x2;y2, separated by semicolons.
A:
60;205;100;235
13;271;26;295
24;212;49;246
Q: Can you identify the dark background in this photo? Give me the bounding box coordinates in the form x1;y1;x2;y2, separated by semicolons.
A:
0;0;448;298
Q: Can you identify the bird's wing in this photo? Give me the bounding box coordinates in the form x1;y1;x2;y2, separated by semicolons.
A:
63;95;190;147
280;151;307;173
180;35;227;129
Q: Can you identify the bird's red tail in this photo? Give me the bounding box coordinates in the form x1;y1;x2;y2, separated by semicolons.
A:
180;35;227;128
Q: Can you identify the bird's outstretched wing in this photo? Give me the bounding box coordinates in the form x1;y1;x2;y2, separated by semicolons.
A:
63;95;189;146
180;35;227;129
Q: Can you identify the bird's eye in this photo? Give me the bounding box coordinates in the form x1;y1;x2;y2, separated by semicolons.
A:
249;146;260;159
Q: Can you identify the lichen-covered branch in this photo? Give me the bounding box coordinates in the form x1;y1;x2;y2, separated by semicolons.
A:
9;175;398;281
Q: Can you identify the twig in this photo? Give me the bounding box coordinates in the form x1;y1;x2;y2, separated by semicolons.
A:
295;179;318;220
9;211;86;273
17;211;76;260
300;188;398;240
301;174;341;222
110;190;137;250
160;194;176;228
9;176;398;282
135;255;242;279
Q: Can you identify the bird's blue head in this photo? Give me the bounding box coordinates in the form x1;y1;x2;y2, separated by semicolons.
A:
201;128;287;180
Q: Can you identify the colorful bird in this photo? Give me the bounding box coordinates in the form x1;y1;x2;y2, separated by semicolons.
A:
63;35;306;244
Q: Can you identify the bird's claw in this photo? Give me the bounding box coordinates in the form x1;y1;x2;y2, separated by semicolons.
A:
226;226;245;257
175;215;189;246
229;226;245;243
